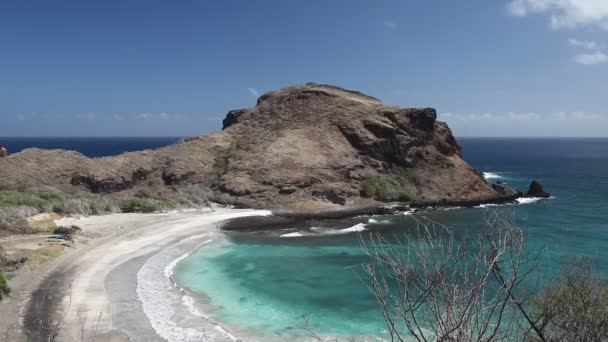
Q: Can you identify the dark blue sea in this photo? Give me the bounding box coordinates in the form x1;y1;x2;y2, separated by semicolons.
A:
0;137;181;157
2;137;607;339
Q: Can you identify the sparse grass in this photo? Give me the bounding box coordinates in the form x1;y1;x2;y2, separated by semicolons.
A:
0;190;53;208
0;185;218;225
396;168;422;186
38;244;63;262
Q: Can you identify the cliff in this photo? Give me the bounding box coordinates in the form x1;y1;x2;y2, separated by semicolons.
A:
0;83;509;209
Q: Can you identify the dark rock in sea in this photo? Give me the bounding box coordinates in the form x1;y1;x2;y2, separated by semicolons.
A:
527;180;551;198
0;146;7;158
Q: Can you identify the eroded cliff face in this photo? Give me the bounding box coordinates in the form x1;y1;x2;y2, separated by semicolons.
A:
0;83;501;209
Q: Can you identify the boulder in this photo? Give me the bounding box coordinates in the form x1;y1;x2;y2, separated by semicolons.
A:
0;146;7;158
527;180;550;198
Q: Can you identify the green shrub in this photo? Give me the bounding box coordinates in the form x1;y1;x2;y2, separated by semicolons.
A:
0;191;47;208
362;174;414;202
362;175;398;198
118;197;161;213
0;272;9;299
53;225;81;235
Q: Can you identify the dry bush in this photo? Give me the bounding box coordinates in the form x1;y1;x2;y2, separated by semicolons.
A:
360;211;547;342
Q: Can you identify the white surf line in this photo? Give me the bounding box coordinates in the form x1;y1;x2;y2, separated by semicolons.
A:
137;234;213;342
280;222;368;238
483;172;502;179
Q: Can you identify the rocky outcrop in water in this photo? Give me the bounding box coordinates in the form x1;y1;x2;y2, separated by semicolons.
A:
527;180;551;198
0;83;519;209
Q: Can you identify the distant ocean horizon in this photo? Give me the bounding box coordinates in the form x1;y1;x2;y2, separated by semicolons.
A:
0;136;182;157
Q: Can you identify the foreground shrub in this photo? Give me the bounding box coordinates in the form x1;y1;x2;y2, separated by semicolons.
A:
529;259;608;341
357;211;608;342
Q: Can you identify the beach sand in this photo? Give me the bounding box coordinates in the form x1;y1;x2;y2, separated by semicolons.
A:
0;207;271;342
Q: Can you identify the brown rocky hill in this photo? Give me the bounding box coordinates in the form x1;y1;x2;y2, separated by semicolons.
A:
0;83;509;209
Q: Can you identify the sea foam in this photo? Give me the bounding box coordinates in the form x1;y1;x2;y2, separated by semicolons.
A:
516;197;545;204
137;234;239;342
483;172;502;179
368;218;391;224
280;223;367;238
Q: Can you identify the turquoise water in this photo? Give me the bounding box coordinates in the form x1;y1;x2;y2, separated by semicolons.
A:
173;138;608;339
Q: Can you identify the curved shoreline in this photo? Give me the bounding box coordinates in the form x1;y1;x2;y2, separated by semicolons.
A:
16;208;271;342
8;194;551;342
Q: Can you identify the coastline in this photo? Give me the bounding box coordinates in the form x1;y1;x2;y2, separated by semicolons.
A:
0;192;549;342
2;207;271;342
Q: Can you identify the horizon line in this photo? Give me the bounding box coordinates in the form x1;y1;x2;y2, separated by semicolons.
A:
1;135;608;139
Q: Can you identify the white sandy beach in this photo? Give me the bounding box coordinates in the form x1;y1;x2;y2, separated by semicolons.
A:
2;207;271;342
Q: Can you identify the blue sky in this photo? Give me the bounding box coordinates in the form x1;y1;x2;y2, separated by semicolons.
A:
1;0;607;137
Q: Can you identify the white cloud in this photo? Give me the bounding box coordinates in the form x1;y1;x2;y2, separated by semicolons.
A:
248;87;259;97
508;0;608;29
136;112;178;121
383;20;397;29
575;51;608;64
568;38;599;49
16;114;26;121
113;114;124;121
137;113;152;120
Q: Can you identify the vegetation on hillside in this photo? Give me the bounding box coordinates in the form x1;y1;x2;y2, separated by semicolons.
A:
0;184;220;223
361;173;413;201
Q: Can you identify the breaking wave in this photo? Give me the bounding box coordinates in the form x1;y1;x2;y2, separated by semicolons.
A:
280;223;368;238
483;172;502;179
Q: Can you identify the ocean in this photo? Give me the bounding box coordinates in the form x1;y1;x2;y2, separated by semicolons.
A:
0;137;181;157
3;137;607;340
172;138;608;340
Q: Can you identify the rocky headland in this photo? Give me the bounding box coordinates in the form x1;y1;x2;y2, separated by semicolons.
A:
0;83;538;211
